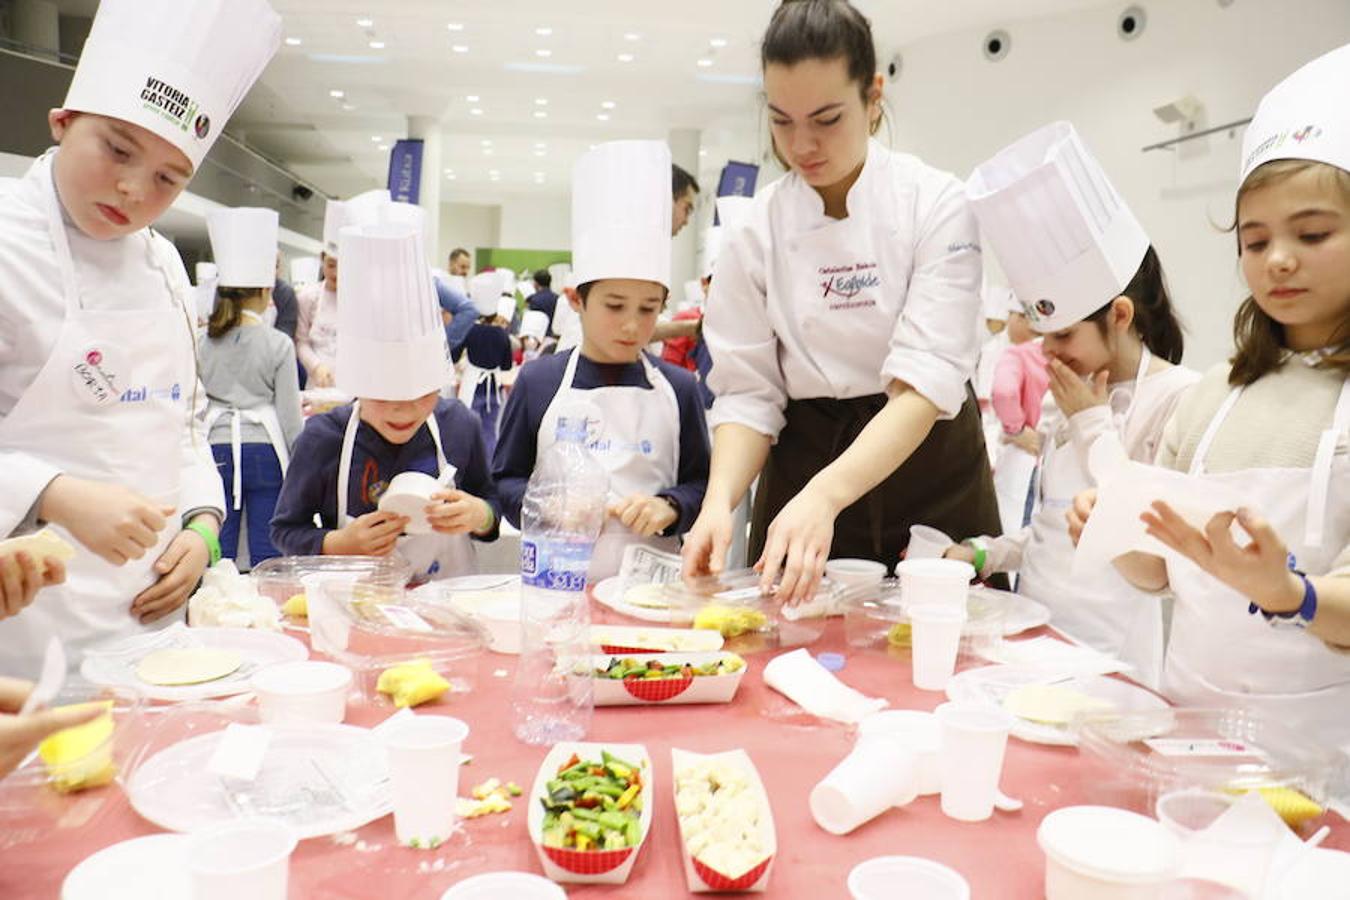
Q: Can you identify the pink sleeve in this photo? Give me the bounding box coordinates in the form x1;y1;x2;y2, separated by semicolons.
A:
294;286;320;374
991;347;1027;434
1021;344;1051;430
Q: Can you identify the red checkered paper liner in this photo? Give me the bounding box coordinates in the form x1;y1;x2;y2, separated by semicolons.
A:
601;644;657;655
692;854;774;891
542;844;633;876
622;674;693;702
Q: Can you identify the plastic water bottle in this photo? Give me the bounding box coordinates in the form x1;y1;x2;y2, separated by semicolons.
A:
511;415;608;744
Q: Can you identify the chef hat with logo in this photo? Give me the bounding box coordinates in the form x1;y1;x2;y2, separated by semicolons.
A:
1240;43;1350;184
62;0;281;172
967;122;1149;333
571;141;672;290
469;272;500;316
206;207;277;289
335;212;449;401
520;310;549;340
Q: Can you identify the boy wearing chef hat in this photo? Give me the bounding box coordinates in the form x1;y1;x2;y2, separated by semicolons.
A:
271;206;499;583
0;0;280;671
493;140;712;581
199;207;302;566
453;272;516;459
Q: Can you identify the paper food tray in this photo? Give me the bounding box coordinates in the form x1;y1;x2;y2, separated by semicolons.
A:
527;741;653;885
592;652;746;706
671;747;777;892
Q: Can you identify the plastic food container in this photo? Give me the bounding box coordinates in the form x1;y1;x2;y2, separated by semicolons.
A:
824;558;889;587
440;872;566;899
252;661;353;724
251;555;414;619
842;579;1004;661
663;568;833;650
1075;708;1337;818
848;856;969;900
303;578;487;705
1038;806;1181;899
411;575;522;654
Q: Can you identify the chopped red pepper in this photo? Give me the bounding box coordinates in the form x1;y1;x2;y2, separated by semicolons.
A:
557;753;580;775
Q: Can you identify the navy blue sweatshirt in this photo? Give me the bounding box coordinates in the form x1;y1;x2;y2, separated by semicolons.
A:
271;398;500;556
491;349;710;535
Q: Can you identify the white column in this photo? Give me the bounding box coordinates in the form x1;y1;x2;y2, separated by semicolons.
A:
13;0;59;54
667;127;702;298
407;116;443;267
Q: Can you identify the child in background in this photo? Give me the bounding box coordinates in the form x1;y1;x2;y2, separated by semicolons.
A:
272;204;498;583
199;207;302;566
456;273;515;459
493;140;710;582
1072;45;1350;746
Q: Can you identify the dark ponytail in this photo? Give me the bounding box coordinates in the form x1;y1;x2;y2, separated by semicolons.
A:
207;287;263;339
1086;245;1185;364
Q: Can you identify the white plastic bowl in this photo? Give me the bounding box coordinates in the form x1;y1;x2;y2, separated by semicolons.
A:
848;855;970;900
440;872;566;899
825;558;890;587
377;471;441;534
1038;805;1181;900
251;661;352;725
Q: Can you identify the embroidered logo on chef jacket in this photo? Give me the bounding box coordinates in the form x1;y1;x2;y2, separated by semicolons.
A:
139;75;202;137
71;346;122;408
118;382;182;403
819;262;881;311
588;437;656;456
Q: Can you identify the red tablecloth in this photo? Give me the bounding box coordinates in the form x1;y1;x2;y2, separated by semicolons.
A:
4;614;1346;899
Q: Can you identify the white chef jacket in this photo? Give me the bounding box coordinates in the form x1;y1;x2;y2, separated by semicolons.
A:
0;155;223;536
704;139;984;441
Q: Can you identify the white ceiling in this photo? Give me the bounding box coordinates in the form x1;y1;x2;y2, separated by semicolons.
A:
65;0;1117;201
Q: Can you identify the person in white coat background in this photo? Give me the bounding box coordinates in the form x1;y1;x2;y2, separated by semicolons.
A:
0;0;280;673
683;0;1001;600
949;122;1199;687
1071;43;1350;757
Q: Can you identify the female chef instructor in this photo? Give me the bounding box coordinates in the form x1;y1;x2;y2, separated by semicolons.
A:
0;0;281;672
683;0;1001;600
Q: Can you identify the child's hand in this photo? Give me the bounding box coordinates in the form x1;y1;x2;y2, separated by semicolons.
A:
1048;358;1109;418
1004;426;1043;456
131;523;212;623
0;552;64;620
1066;488;1097;545
310;364;335;388
427;490;494;536
608;494;679;538
38;475;174;565
324;511;407;557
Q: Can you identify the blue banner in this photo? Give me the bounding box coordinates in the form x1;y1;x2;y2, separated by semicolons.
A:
387;139;424;204
713;160;758;225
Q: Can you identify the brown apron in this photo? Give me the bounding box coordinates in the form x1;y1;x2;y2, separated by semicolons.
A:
750;385;1003;574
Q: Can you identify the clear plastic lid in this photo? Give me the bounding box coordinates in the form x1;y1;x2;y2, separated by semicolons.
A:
841;578;1004;654
1076;708;1339;811
251;555;414;608
659;568;835;649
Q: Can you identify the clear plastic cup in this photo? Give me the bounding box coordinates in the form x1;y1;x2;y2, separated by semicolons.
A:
848;855;970;900
905;525;954;561
895;558;973;608
910;604;967;691
185;818;296;900
935;701;1014;822
809;733;917;835
382;715;470;847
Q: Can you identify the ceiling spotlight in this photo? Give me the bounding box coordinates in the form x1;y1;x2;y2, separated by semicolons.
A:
470;108;484;116
329;89;345;98
535;97;548;106
535;26;553;36
355;17;373;28
452;44;469;53
617;53;634;62
446;22;464;31
535;49;552;58
370;135;381;142
369;40;385;50
623;32;640;41
285;37;302;46
710;37;728;48
377;144;389;151
533;110;548;119
481;138;492;146
466;94;480;102
697;58;713;67
340;103;356;111
601;100;616;109
596;113;610;121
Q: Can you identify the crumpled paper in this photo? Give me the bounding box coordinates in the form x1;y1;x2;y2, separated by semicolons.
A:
188;560;281;630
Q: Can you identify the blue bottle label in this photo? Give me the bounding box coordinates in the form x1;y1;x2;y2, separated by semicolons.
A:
521;539;592;592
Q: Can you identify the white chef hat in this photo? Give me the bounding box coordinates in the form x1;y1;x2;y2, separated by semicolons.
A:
496;296;518;322
702;194;755;278
192;262;219;319
496;269;517;297
322;200;346;257
335;222;449;401
571;140;672;290
967;121;1149;333
521;310;549;340
62;0;281;172
322;189;394;257
290;256;321;285
206;207;277;289
1240;43;1350;184
195;261;218;286
469;272;500;316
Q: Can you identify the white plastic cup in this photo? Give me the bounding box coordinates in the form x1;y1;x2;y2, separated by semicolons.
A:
896;558;973;609
909;604;967;691
856;710;943;796
935;701;1014;822
251;660;352;725
185;818;296;900
809;733;917;835
440;871;568;899
382;715;470;847
847;855;970;900
905;525;954;560
824;558;890;587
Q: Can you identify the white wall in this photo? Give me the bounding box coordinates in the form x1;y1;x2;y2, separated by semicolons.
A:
885;0;1350;370
497;194;572;251
438;201;500;268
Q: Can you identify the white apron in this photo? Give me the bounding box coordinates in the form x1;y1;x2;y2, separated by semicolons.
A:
992;442;1038;534
204;315;291;511
537;349;681;581
336;400;476;584
0;154;195;671
1018;349;1165;687
1163;375;1350;752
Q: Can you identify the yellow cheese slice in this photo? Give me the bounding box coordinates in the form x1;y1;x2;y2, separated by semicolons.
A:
1003;683;1116;725
623;583;671;609
135;648;243;686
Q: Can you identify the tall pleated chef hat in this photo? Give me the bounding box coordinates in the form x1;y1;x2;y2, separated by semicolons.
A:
700;195;755;280
966;121;1149;333
206;207;277;289
571;140;672;289
335;204;450;401
520;310;549;340
1241;43;1350;183
193;261;218;319
323;189;393;256
62;0;281;171
469;272;500;316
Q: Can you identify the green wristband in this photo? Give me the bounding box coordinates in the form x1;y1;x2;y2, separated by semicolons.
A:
972;546;988;577
186;520;222;567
